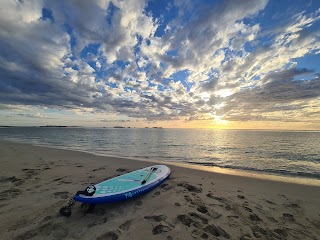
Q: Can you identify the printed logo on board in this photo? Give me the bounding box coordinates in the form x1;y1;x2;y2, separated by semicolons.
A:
124;186;148;199
124;192;133;198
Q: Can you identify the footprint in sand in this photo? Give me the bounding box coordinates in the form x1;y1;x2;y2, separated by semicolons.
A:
264;199;276;205
0;188;22;201
43;216;52;222
153;191;161;197
200;232;209;239
0;203;8;209
177;182;202;193
282;213;295;222
152;224;171;235
197;206;209;214
51;225;69;239
160;183;173;191
203;224;230;239
251;225;270;238
243;206;253;212
93;167;106;172
135;200;143;206
225;204;233;211
53;191;69;199
206;193;226;203
0;176;21;183
240;234;252;240
119;219;133;231
177;214;194;227
60;180;73;184
249;213;262;222
15;222;69;240
273;228;288;237
96;231;119;240
184;195;192;202
267;216;278;222
14;180;24;186
278;194;289;200
144;214;167;222
210;211;222;219
285;203;300;209
191;229;203;238
93;207;107;216
23;169;41;179
177;212;209;228
52;177;63;182
87;217;108;228
189;212;209;224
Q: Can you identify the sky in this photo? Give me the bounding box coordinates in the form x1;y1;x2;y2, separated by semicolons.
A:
0;0;320;130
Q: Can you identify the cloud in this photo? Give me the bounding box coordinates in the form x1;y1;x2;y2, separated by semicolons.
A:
0;0;319;126
220;68;320;122
9;113;47;118
99;119;133;123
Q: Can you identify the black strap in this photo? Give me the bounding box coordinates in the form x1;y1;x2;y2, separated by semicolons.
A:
76;185;96;196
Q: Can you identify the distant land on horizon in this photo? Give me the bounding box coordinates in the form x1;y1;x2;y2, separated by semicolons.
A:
1;126;320;133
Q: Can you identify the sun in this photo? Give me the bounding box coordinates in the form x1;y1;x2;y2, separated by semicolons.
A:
206;115;229;129
215;115;228;125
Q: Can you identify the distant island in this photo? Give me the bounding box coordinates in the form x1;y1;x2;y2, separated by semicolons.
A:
40;125;67;128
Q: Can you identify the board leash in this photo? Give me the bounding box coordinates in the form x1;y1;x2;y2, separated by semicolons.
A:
59;185;96;217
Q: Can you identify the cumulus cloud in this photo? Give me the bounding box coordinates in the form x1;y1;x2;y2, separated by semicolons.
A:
220;68;320;122
0;0;319;126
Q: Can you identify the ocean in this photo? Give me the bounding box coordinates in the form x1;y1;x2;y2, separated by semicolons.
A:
1;127;319;180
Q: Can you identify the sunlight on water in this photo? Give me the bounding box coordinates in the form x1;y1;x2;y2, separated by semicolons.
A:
1;128;320;185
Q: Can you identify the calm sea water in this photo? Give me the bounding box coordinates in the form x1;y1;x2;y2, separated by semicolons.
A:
1;127;319;180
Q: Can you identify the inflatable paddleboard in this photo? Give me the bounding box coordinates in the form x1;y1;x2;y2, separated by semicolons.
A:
73;165;170;204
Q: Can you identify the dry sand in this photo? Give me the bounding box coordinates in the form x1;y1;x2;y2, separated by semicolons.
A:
0;140;319;240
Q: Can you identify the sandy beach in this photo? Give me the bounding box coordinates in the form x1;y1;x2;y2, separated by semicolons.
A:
0;140;319;240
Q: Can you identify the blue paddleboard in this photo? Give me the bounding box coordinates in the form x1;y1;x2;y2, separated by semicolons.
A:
74;165;170;204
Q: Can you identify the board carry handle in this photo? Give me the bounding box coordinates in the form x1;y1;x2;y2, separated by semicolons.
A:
141;167;157;185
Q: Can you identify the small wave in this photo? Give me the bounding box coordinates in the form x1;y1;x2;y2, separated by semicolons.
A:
187;161;320;180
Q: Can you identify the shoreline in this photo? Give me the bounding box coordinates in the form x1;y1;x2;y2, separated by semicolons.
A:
1;140;320;239
2;139;320;187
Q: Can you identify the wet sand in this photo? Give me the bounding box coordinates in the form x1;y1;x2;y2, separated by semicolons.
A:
0;140;319;240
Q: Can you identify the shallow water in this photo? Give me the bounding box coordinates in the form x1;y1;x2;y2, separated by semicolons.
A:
1;127;319;180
